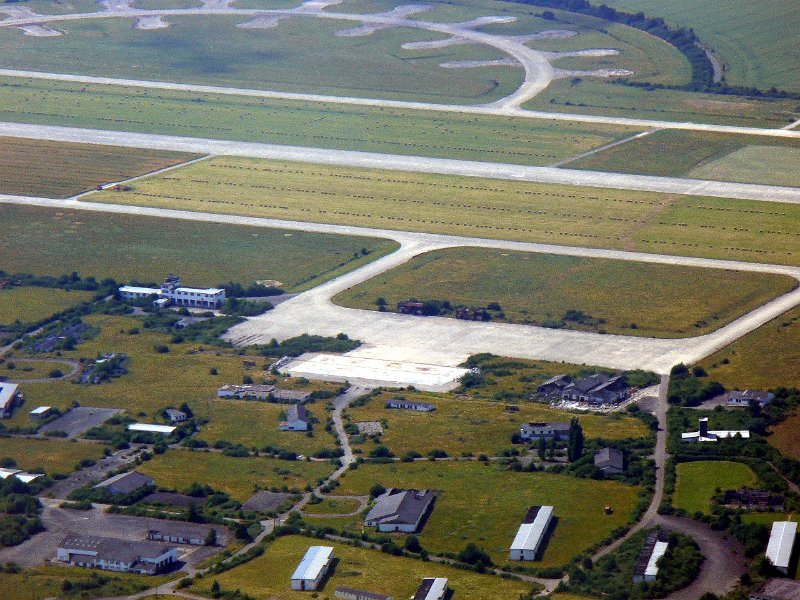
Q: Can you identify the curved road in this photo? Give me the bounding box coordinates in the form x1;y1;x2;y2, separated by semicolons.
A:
2;122;800;203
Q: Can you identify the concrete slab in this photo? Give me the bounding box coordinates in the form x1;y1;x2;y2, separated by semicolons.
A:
283;352;468;391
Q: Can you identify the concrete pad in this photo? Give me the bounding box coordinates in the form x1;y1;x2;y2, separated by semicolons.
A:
283;353;469;391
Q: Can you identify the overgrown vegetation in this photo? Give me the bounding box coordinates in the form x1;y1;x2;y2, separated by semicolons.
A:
258;333;360;358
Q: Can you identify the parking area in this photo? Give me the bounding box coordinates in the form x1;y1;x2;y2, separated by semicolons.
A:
38;406;122;438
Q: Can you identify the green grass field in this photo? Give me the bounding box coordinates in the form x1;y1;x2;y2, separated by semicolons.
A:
345;391;648;458
570;130;800;181
301;496;362;515
696;306;800;390
0;77;642;166
334;461;640;566
136;450;334;500
2;358;76;381
89;156;800;266
0;287;93;325
190;534;534;599
333;248;796;337
601;0;800;92
524;78;799;128
673;461;758;514
0;204;397;291
0;437;108;476
0;136;198;198
0;15;521;104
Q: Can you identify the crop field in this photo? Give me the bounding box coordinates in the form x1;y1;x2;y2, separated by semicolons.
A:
0;136;198;198
0;16;521;105
345;390;648;457
334;248;795;337
602;0;800;92
673;461;758;515
0;204;397;291
196;398;334;456
335;461;640;567
136;450;334;500
190;534;534;599
696;306;800;390
767;412;800;460
570;130;800;181
0;78;642;166
5;314;342;455
0;287;93;325
0;437;108;476
524;78;799;128
90;156;800;266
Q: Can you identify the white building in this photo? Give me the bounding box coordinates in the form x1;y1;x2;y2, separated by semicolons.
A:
280;404;309;432
0;468;43;484
56;535;178;575
413;578;448;600
217;384;274;400
766;521;797;574
119;274;225;309
633;530;670;583
29;406;53;420
290;546;334;591
681;418;750;443
0;383;20;418
365;488;435;533
128;423;176;435
519;422;570;441
509;506;554;561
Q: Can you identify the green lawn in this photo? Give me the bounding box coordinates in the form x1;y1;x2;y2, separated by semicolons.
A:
0;287;94;325
190;534;534;599
0;136;199;198
0;437;108;476
89;157;800;266
696;306;800;390
333;247;796;337
136;450;334;500
0;76;642;166
601;0;800;92
345;390;647;458
334;461;641;567
0;15;521;104
301;496;362;515
673;461;758;514
0;203;398;291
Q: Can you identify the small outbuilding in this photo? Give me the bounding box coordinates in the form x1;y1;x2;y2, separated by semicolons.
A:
290;546;334;591
413;578;448;600
280;404;309;431
164;408;187;423
94;471;155;496
29;406;54;420
128;423;176;435
594;448;624;475
509;505;554;561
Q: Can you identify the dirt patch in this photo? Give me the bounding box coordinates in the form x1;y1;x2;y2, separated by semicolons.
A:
135;15;170;29
17;25;62;37
237;15;286;29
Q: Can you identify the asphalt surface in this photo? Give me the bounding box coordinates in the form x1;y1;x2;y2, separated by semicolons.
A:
2;122;800;203
3;194;799;374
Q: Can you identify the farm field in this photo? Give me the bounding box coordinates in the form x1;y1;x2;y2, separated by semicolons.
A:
695;306;800;390
0;16;521;105
333;248;796;337
89;156;800;266
673;461;758;515
768;412;800;460
524;78;799;128
6;314;341;457
570;130;800;180
334;461;641;567
346;390;647;457
136;450;334;500
0;287;93;325
0;136;198;198
0;437;108;476
601;0;800;92
0;77;642;166
189;534;534;599
0;204;397;291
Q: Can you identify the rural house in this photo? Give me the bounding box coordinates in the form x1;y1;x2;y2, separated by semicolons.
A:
560;373;630;405
94;471;155;496
165;408;187;423
594;448;625;475
271;389;312;404
290;546;334;591
537;375;572;397
280;403;309;431
519;422;570;441
716;390;774;408
365;488;435;533
385;398;435;412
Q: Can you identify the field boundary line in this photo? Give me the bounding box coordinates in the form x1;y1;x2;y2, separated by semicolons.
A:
548;129;659;168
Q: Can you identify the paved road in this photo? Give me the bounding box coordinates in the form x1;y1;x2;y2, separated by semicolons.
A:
4;194;799;373
2;122;800;203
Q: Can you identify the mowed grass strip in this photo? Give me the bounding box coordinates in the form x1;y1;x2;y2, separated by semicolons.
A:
136;450;334;501
346;390;647;458
0;136;198;198
0;437;108;476
89;157;800;265
696;306;800;390
190;534;534;600
0;287;94;325
0;77;642;166
335;461;640;567
673;461;758;514
570;129;800;180
334;248;796;337
0;203;398;291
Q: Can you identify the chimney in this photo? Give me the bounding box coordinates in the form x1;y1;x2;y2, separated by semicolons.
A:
699;418;709;437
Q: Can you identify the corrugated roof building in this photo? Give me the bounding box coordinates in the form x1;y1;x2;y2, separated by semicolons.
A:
509;505;554;561
767;521;797;574
291;546;334;591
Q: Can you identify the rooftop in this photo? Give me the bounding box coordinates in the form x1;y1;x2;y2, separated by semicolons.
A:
645;540;669;578
767;521;797;569
511;505;553;551
594;447;624;470
366;488;435;527
128;423;176;434
29;406;52;415
94;471;155;495
119;285;160;295
291;546;333;582
0;383;18;408
59;534;175;571
414;578;448;600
